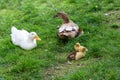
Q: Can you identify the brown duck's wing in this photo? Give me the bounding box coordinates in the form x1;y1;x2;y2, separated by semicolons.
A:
69;21;84;37
75;28;84;37
58;22;83;39
59;22;79;32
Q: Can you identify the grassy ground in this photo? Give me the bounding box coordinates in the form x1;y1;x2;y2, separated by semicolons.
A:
0;0;120;80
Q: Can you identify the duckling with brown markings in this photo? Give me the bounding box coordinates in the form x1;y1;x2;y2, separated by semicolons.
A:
67;43;88;64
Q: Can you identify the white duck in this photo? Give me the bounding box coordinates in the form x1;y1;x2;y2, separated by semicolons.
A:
11;26;41;50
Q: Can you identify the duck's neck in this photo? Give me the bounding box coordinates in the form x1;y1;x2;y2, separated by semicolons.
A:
62;16;70;23
27;38;34;43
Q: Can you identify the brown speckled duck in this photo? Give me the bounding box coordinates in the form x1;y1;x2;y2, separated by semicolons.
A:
54;12;84;39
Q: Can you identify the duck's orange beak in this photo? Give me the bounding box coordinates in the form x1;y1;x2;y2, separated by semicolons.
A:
34;35;41;41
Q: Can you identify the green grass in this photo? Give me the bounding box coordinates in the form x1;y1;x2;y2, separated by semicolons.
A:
0;0;120;80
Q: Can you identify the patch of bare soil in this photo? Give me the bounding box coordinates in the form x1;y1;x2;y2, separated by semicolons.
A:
44;58;101;80
105;10;120;29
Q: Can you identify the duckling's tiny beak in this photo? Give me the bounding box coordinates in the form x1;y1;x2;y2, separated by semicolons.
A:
53;15;58;18
34;35;41;41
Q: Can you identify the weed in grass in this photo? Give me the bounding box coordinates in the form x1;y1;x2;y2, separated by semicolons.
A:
110;24;120;29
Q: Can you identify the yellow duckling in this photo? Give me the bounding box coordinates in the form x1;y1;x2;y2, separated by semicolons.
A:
67;43;88;64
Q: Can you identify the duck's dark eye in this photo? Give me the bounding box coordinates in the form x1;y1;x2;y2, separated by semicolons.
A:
31;33;34;35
